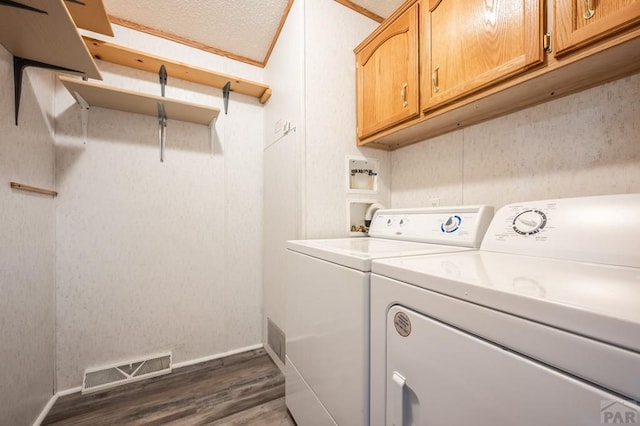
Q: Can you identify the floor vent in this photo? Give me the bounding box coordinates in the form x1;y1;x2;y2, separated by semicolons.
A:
267;318;286;363
82;352;172;394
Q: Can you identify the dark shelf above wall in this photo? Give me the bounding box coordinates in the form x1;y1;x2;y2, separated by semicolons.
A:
0;0;102;79
0;0;104;124
64;0;114;37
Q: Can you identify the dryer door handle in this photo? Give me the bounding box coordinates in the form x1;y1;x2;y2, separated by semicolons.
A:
389;371;406;426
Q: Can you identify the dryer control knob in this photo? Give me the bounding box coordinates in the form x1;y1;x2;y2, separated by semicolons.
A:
513;209;547;235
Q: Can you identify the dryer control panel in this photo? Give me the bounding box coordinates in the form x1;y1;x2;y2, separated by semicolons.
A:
481;193;640;268
368;206;494;248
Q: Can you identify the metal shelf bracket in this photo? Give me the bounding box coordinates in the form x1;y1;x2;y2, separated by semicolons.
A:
13;56;82;125
72;91;91;144
157;102;167;163
208;118;217;154
223;81;231;115
157;65;168;162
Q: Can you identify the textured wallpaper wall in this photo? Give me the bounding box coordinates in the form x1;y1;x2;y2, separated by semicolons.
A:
0;49;56;425
54;26;265;390
303;0;391;239
262;0;305;368
262;0;390;364
391;73;640;210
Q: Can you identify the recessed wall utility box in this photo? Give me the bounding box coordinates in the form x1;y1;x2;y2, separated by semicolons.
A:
346;156;379;194
348;199;380;236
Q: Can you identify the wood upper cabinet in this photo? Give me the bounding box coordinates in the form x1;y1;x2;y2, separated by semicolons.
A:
421;0;544;112
355;3;420;140
554;0;640;55
354;0;640;149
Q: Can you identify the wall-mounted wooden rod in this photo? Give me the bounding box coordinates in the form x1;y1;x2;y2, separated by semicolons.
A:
10;182;57;197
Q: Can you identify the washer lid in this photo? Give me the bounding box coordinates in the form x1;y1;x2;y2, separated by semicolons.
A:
372;251;640;353
286;238;471;271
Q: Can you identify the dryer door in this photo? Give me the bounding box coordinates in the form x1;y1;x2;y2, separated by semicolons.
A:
385;305;637;426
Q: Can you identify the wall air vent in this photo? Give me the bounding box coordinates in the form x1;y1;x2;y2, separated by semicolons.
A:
81;352;172;394
267;318;286;363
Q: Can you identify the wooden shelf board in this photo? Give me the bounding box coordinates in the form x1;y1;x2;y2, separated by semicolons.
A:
10;182;57;197
65;0;114;36
59;76;220;125
0;0;101;79
83;37;272;103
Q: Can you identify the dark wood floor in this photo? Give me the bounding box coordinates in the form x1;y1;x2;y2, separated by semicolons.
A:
43;348;296;425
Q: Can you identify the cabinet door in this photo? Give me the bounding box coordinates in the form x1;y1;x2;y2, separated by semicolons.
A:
422;0;543;112
555;0;640;55
356;4;419;140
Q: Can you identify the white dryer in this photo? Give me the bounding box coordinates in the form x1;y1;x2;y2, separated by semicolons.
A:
285;206;493;426
370;193;640;426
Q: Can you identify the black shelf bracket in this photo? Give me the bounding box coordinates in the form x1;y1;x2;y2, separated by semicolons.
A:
13;56;82;125
159;65;167;97
223;81;231;115
0;0;48;14
157;65;168;162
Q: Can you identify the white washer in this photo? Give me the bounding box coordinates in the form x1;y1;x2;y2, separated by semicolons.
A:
370;194;640;426
285;206;494;426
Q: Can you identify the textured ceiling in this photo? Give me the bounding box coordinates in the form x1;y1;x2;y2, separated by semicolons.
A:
102;0;404;66
350;0;404;19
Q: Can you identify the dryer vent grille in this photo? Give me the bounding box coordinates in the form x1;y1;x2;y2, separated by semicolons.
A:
82;352;172;394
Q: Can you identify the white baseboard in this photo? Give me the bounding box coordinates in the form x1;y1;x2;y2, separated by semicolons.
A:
32;344;264;425
56;386;82;397
32;386;82;426
32;393;57;426
172;343;264;369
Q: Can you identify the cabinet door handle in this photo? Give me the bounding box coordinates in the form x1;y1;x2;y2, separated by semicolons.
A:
432;65;440;93
583;0;595;19
401;83;408;108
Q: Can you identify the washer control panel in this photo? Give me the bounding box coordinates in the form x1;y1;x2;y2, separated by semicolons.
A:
368;206;494;248
441;215;462;233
